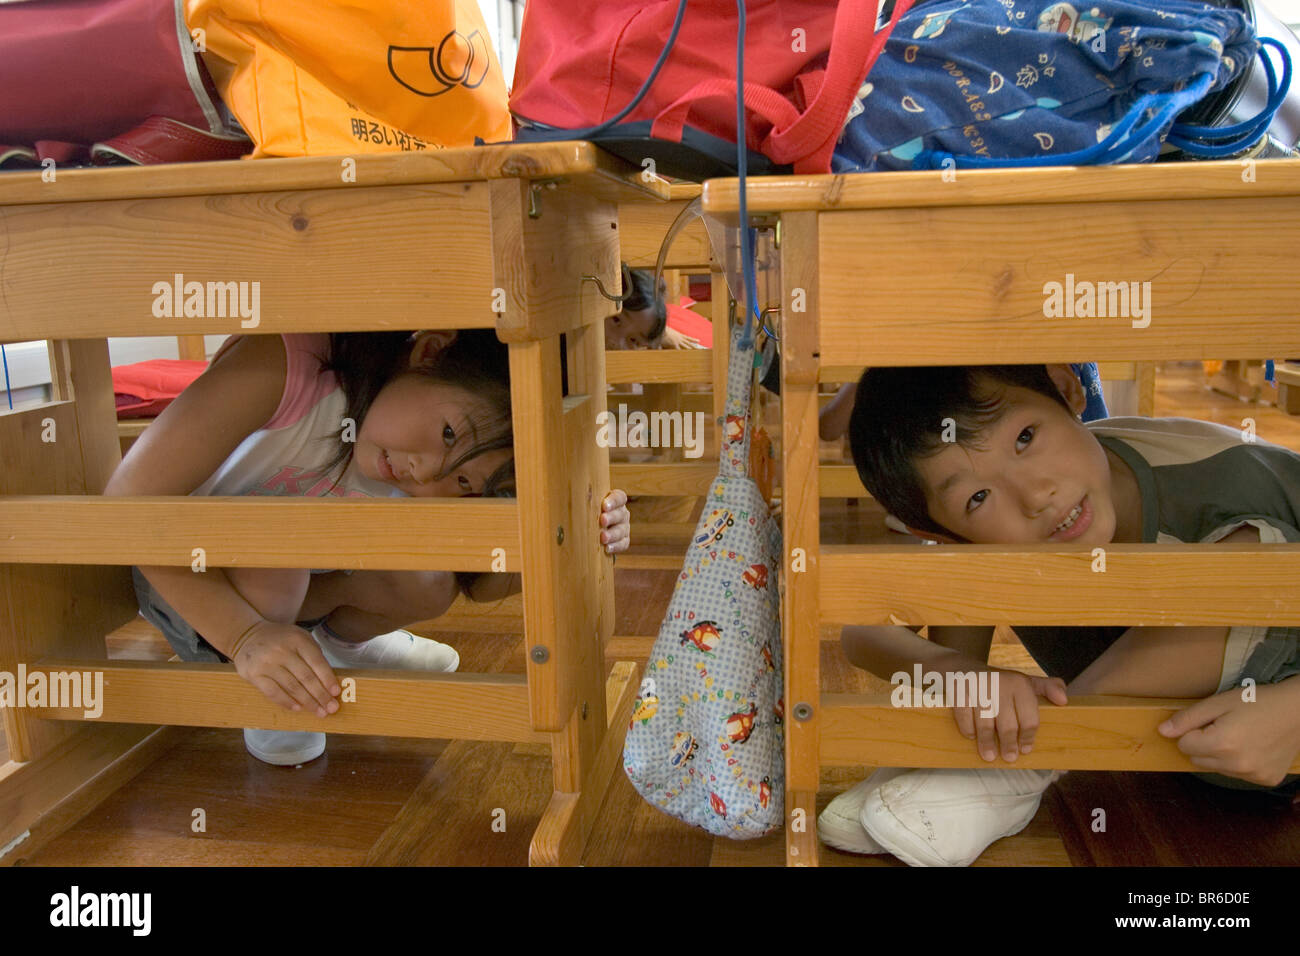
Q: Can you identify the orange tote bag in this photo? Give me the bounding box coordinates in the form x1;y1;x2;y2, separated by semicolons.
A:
186;0;512;158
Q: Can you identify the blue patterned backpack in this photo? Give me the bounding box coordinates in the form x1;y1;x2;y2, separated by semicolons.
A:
834;0;1291;171
623;315;784;838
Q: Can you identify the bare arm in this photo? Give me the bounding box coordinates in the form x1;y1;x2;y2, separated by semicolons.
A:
104;335;289;655
841;624;987;681
928;626;996;665
819;382;858;441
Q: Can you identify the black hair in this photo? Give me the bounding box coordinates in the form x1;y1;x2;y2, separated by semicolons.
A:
619;263;668;341
315;330;515;596
847;365;1073;541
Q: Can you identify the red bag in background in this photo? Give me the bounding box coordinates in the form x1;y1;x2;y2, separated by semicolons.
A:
509;0;914;177
0;0;249;167
112;360;207;419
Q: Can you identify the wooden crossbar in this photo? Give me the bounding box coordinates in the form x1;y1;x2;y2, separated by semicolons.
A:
610;462;717;496
0;496;519;570
25;660;545;743
820;544;1300;626
0;183;498;342
701;160;1300;212
611;463;864;499
820;693;1300;772
619;188;710;269
811;202;1300;367
0;142;668;207
605;350;713;384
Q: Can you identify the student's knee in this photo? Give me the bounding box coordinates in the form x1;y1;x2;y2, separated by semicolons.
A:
226;566;310;624
386;570;459;623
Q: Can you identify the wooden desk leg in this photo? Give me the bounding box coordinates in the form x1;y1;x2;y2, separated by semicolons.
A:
1136;362;1156;417
780;212;823;866
516;326;632;866
0;339;162;858
491;184;630;862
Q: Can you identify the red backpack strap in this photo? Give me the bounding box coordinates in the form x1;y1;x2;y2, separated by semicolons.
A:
91;116;250;165
763;0;917;172
651;79;801;147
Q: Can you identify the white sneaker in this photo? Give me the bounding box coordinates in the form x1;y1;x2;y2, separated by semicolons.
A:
817;768;908;854
242;628;457;766
861;767;1062;867
312;625;460;672
243;728;326;766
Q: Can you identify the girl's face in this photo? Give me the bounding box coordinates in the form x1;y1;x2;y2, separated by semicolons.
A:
605;306;659;350
354;371;512;499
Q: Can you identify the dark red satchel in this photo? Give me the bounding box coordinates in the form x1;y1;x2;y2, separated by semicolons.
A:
0;0;249;167
509;0;914;178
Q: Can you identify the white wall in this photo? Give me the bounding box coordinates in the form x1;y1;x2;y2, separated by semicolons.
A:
1264;0;1300;27
477;0;522;89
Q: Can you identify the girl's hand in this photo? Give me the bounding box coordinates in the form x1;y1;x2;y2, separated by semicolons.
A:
599;489;631;554
659;326;703;349
230;621;342;717
1159;678;1300;787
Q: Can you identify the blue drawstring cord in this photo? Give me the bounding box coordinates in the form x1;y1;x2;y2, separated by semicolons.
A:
1167;38;1291;157
918;37;1292;170
919;73;1213;169
2;344;12;410
736;0;768;350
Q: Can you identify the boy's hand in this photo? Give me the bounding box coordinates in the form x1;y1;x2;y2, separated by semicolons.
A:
1159;679;1300;787
230;621;341;717
600;489;631;554
937;654;1067;762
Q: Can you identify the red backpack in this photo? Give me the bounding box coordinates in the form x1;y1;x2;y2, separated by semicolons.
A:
0;0;249;167
509;0;915;179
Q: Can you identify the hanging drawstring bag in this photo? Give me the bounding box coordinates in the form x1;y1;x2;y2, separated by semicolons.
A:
833;0;1291;172
623;307;785;839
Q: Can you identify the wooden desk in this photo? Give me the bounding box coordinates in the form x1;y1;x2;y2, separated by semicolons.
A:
0;142;665;866
704;160;1300;865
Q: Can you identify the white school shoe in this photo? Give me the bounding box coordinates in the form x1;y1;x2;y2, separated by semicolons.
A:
242;629;459;766
243;728;327;766
860;767;1063;867
312;625;461;673
817;768;910;854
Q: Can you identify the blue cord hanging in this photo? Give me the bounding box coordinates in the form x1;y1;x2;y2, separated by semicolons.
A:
2;343;12;410
736;0;766;350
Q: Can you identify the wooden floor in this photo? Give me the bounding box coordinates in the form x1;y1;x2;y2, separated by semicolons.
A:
10;362;1300;866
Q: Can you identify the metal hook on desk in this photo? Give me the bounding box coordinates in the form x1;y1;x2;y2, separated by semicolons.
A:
581;271;632;304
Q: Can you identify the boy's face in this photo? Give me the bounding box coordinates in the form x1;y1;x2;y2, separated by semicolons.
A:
913;367;1120;546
